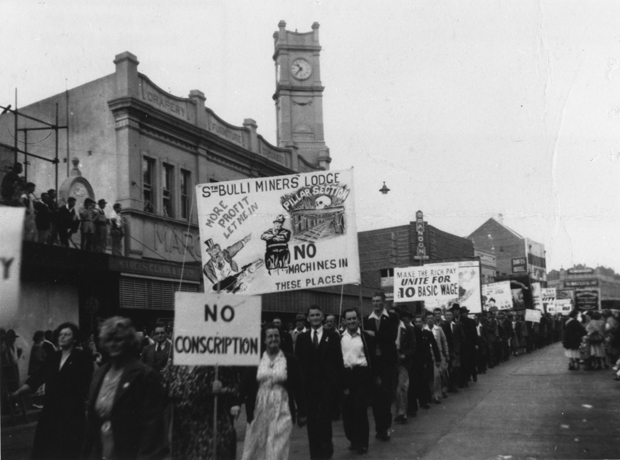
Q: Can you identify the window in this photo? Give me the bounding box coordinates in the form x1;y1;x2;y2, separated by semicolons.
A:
180;169;191;220
142;157;155;213
162;163;174;217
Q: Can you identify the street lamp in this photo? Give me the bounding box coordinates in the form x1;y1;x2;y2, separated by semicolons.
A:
379;181;390;194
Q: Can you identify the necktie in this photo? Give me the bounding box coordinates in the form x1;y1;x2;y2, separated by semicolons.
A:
157;344;162;353
313;330;319;348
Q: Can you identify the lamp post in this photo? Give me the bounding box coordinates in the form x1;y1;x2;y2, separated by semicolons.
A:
379;181;390;194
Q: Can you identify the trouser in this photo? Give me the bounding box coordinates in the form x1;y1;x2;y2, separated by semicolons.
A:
407;367;418;414
306;389;334;459
342;366;371;449
111;229;123;256
448;362;460;391
372;359;395;434
395;365;409;416
412;363;431;406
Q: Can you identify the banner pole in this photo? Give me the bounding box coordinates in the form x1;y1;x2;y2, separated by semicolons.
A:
213;363;218;460
338;284;344;324
358;284;364;330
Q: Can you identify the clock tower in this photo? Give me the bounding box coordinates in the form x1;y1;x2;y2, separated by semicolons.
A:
273;21;331;169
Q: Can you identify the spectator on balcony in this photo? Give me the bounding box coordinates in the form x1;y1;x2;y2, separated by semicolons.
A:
1;162;25;204
34;193;52;244
58;197;80;247
94;199;109;253
80;198;97;251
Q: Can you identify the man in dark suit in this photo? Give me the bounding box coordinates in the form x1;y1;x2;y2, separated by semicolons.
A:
446;306;466;391
363;290;399;441
459;306;479;385
57;197;80;247
296;305;343;459
394;309;416;424
139;323;172;372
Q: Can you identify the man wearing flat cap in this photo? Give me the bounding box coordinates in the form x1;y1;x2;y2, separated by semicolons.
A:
261;214;292;273
292;313;308;352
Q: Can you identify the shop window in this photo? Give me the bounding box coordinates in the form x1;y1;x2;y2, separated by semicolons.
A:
180;169;191;220
142;157;155;213
119;276;202;310
163;163;174;217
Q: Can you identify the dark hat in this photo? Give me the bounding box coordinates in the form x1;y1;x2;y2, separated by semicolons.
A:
97;199;107;205
449;303;461;311
273;215;286;224
460;306;470;314
113;202;122;209
6;329;18;339
84;198;95;205
400;309;414;319
204;238;221;253
295;313;306;321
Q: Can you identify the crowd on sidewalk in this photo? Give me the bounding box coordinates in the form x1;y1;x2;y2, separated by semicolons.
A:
1;289;575;460
0;162;125;254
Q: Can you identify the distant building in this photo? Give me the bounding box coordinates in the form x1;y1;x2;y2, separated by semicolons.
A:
359;217;475;303
547;266;620;310
468;217;546;283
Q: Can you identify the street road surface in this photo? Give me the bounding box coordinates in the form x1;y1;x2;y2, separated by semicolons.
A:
3;343;619;460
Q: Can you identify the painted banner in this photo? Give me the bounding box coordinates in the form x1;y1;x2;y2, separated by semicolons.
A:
173;292;261;366
541;288;556;313
195;170;360;295
511;288;526;310
555;299;573;315
531;282;543;311
481;281;513;311
0;207;25;326
525;309;542;323
574;288;600;311
394;260;482;312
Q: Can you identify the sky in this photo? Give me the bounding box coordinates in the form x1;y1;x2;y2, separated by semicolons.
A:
2;0;619;273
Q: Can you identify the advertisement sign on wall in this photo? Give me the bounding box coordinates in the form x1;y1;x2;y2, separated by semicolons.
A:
196;170;360;295
574;288;601;310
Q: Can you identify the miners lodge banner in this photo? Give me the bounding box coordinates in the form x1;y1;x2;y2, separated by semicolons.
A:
195;170;360;295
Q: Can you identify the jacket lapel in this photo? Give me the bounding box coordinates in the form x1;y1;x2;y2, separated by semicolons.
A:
112;361;142;407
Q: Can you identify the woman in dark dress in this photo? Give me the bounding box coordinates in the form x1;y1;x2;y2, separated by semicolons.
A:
11;322;93;460
563;310;587;371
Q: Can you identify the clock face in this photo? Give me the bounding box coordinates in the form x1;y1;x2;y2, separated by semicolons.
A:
291;59;312;80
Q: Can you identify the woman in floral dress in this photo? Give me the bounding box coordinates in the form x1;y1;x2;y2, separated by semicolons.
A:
162;363;240;460
240;323;305;460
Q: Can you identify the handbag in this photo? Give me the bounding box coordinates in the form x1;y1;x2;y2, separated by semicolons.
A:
589;331;604;344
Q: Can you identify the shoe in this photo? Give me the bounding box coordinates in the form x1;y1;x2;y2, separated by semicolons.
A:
357;447;368;455
407;410;417;417
612;377;620;381
432;397;441;404
32;403;43;410
394;415;408;424
421;403;430;409
376;431;391;441
442;391;448;398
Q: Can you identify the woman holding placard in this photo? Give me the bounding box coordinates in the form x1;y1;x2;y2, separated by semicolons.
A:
162;361;241;459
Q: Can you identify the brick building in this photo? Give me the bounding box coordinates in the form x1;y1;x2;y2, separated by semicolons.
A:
547;265;620;310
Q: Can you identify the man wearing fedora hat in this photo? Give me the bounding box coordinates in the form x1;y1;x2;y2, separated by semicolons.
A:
459;306;479;385
202;234;252;287
261;214;292;274
94;198;109;253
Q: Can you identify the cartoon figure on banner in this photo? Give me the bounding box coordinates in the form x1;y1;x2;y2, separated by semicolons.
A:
281;185;350;243
260;214;291;274
202;234;263;293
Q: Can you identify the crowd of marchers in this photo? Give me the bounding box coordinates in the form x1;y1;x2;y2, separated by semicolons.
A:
2;289;581;460
0;161;125;254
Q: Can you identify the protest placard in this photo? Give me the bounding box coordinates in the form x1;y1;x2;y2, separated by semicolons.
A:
542;288;556;313
394;260;482;312
525;309;542;323
482;281;513;311
196;169;359;295
173;292;261;366
555;299;573;315
0;207;25;326
531;282;543;311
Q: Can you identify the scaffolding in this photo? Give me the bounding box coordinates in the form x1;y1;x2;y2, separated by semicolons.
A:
0;89;69;194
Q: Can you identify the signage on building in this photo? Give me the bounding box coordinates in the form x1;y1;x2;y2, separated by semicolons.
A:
173;292;261;366
564;279;598;288
567;268;594;275
0;207;25;325
394;259;482;313
482;281;513;311
109;257;202;281
574;288;600;311
511;257;527;273
380;268;394;300
413;210;429;260
196;169;360;295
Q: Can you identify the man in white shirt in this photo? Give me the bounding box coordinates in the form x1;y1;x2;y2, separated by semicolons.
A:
341;308;375;455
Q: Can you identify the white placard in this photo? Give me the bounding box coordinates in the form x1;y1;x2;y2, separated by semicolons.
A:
196;169;360;295
0;207;25;326
542;287;556;313
555;298;573;315
531;282;543;311
525;308;542;323
482;281;513;310
394;262;460;303
173;292;261;366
